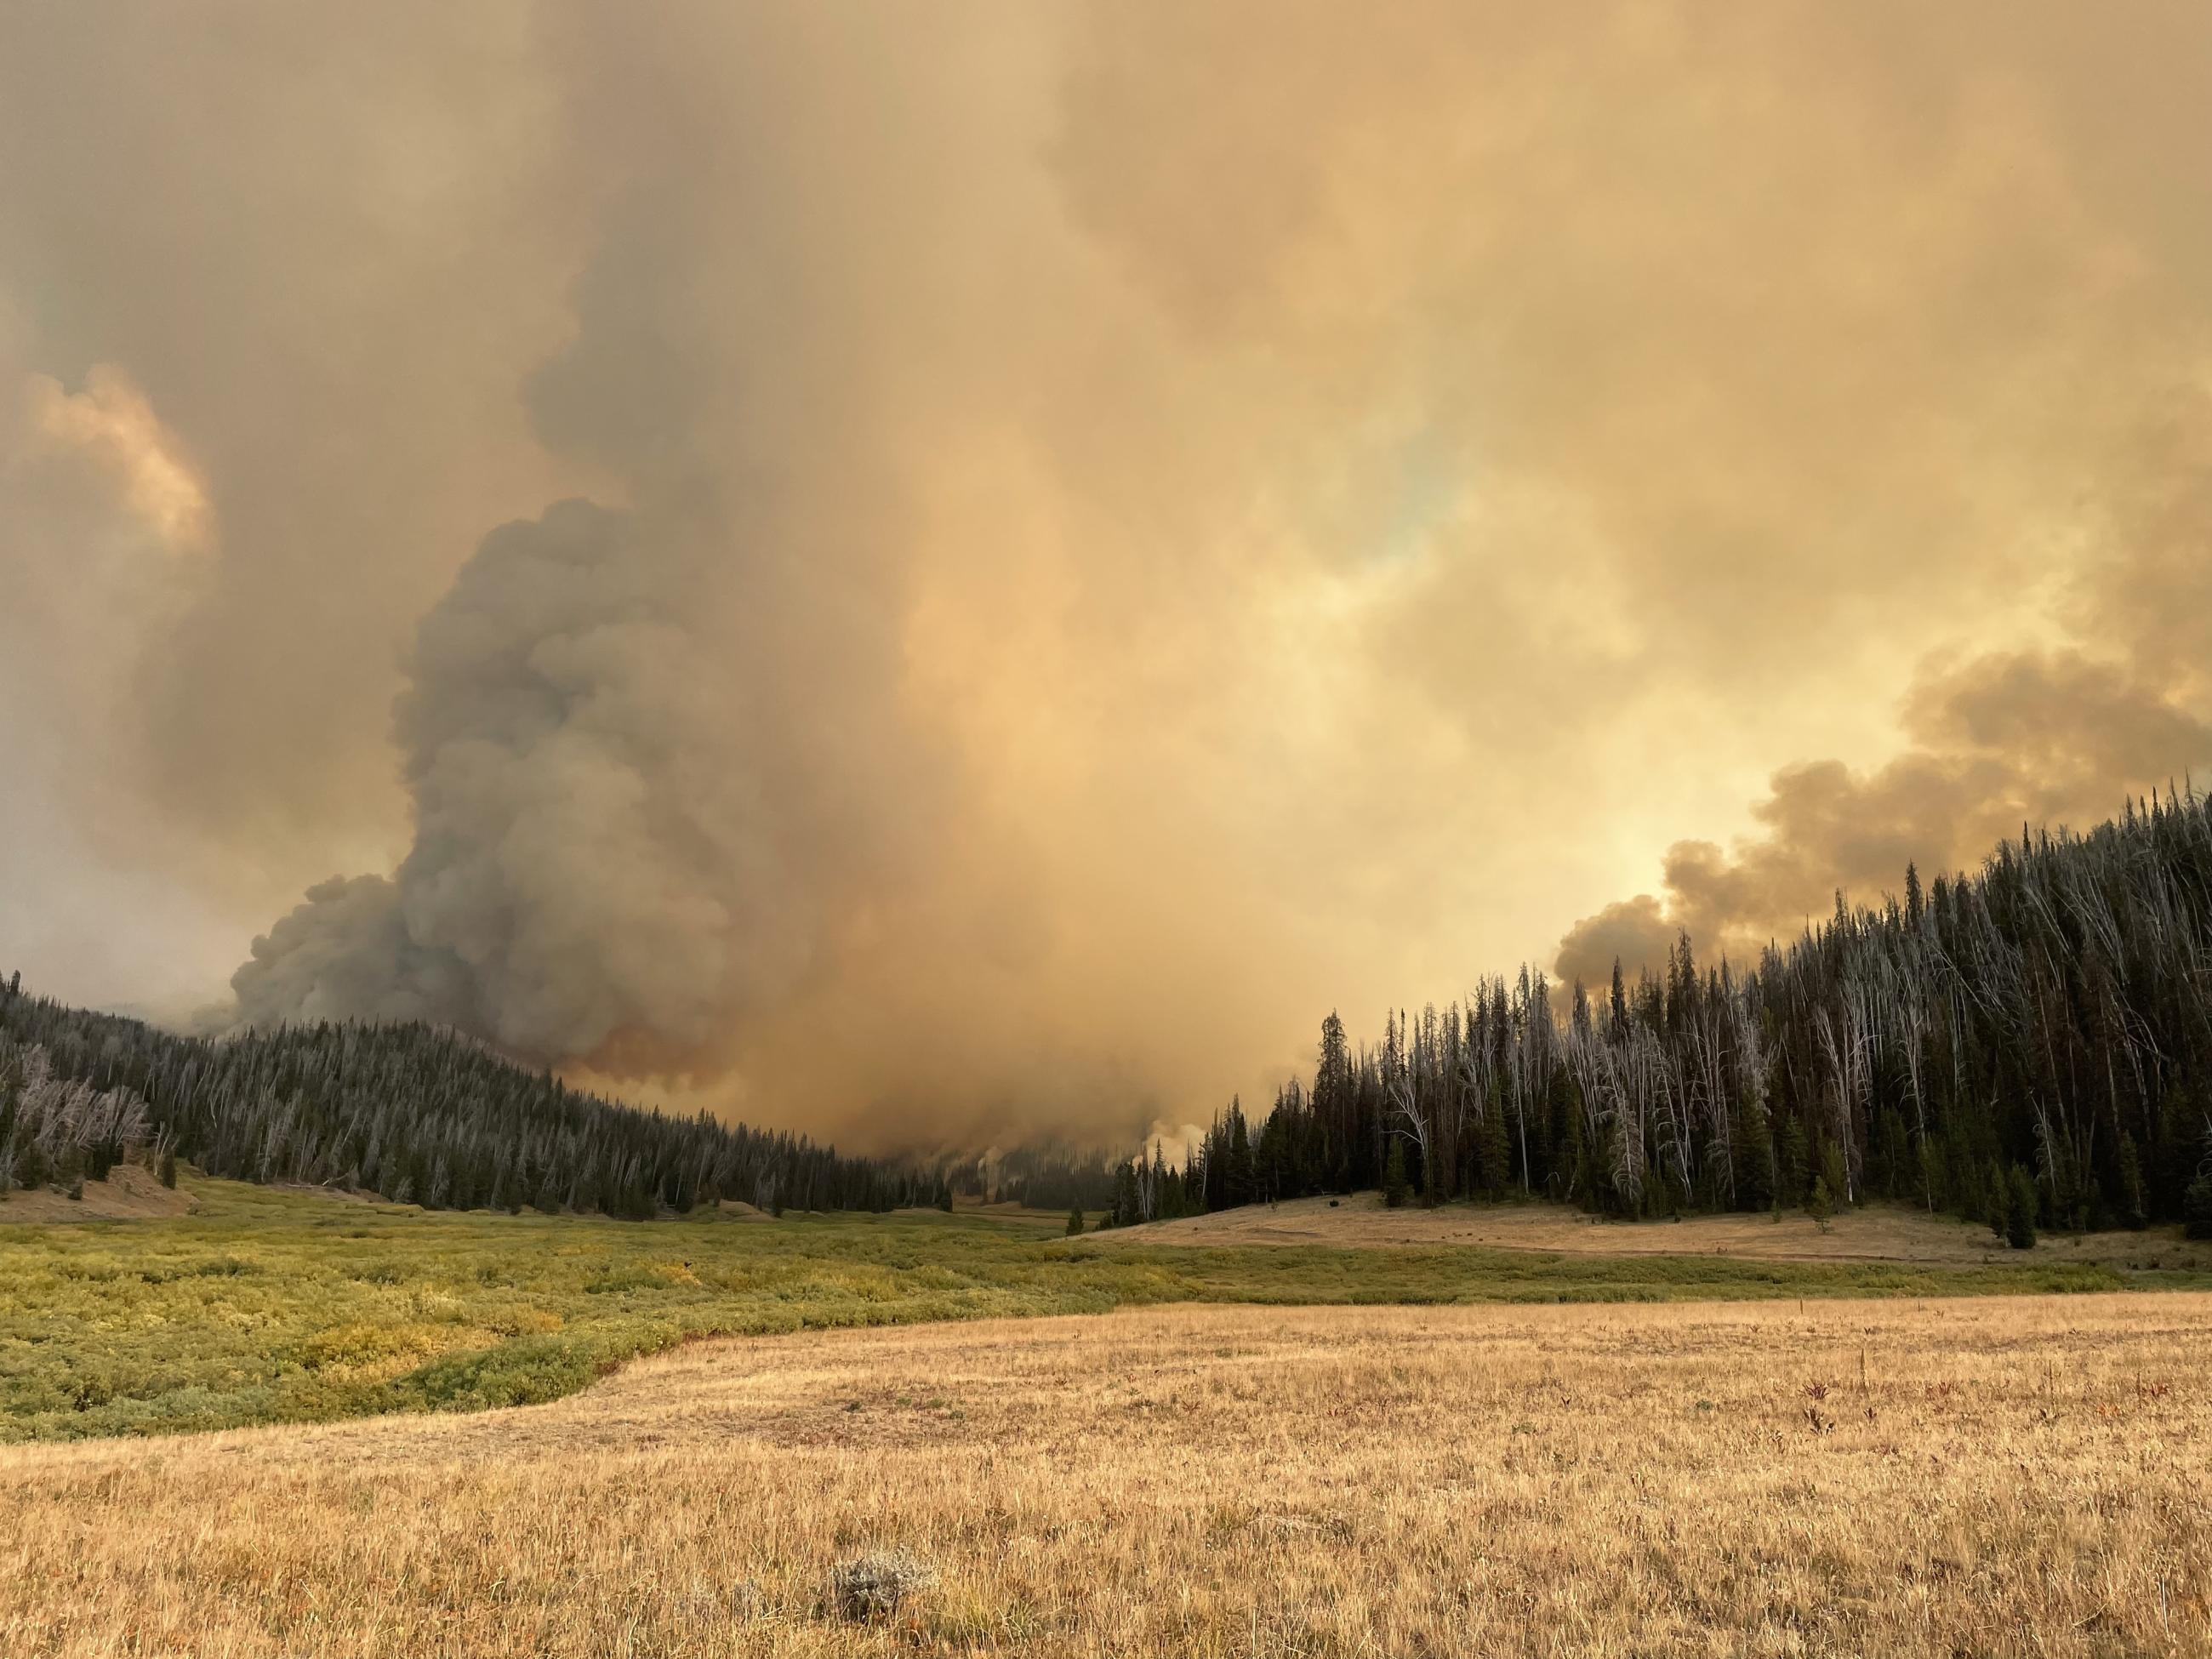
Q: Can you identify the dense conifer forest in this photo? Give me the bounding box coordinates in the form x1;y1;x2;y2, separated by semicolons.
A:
10;791;2212;1238
0;985;944;1217
1107;790;2212;1242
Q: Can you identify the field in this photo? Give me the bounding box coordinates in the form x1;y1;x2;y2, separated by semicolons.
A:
4;1294;2209;1656
3;1173;2194;1444
1118;1191;2212;1270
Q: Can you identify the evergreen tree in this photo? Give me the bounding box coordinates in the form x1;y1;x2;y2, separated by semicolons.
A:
1476;1091;1510;1200
2183;1173;2212;1241
2005;1164;2039;1250
1112;1159;1142;1226
1818;1141;1850;1212
1065;1204;1085;1236
1225;1103;1255;1210
1730;1090;1773;1211
2115;1135;2146;1229
1806;1174;1834;1225
1777;1115;1810;1208
1382;1140;1411;1209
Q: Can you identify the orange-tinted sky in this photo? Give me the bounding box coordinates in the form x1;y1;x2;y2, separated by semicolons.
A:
3;3;2208;1149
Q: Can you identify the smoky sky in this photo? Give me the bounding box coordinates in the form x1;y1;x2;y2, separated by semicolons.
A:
3;2;2209;1148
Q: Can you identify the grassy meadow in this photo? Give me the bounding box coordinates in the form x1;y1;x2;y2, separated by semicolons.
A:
2;1171;2204;1443
4;1295;2209;1656
1123;1189;2212;1268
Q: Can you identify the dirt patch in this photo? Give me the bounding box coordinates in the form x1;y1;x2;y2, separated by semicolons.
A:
0;1162;196;1223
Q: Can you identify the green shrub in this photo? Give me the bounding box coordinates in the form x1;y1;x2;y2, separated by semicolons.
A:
1805;1177;1834;1226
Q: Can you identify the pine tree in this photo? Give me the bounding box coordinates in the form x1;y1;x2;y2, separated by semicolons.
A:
2115;1135;2146;1229
2183;1173;2212;1241
1730;1090;1773;1211
1382;1140;1411;1209
1476;1091;1510;1200
1819;1142;1850;1212
1225;1103;1255;1210
1561;1083;1590;1210
2005;1164;2039;1250
1777;1115;1810;1208
1065;1204;1085;1237
1806;1175;1834;1225
1112;1160;1142;1226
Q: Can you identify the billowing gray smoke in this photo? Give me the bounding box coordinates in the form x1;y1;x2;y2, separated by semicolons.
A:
238;502;756;1063
7;3;2212;1147
232;488;921;1079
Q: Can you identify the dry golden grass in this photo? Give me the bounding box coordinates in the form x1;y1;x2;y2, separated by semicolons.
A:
1117;1193;2212;1270
4;1294;2209;1656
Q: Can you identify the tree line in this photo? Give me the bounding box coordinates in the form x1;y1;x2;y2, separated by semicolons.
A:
943;1146;1119;1212
0;980;949;1217
1105;788;2212;1243
12;788;2212;1236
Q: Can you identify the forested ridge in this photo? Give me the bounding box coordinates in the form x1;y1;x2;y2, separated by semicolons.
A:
10;790;2212;1235
0;989;946;1217
1108;788;2212;1241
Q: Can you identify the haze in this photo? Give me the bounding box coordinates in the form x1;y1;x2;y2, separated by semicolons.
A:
3;2;2208;1149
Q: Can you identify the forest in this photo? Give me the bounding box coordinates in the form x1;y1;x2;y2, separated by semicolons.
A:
9;790;2212;1236
1106;789;2212;1242
0;984;946;1217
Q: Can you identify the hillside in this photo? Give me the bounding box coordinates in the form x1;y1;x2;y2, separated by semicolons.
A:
0;980;942;1219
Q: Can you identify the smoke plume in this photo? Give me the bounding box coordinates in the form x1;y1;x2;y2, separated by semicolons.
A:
3;3;2210;1144
1556;385;2212;984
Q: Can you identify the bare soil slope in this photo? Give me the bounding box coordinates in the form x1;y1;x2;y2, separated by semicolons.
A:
0;1162;195;1223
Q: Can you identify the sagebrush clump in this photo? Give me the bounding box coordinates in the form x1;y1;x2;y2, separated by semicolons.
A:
829;1548;938;1621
